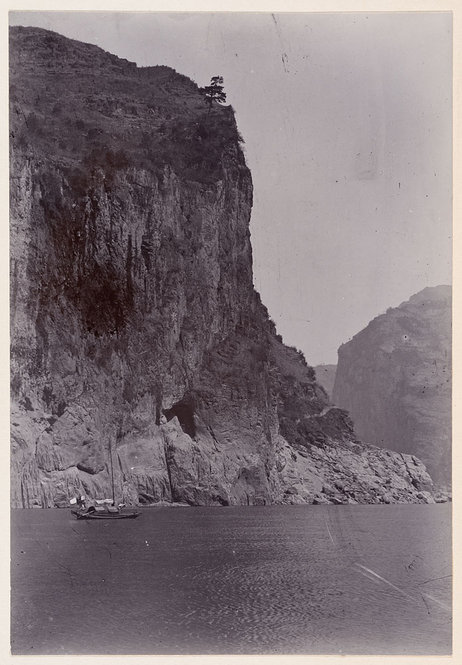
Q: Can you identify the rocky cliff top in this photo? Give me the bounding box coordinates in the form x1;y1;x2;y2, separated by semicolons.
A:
10;26;244;184
339;285;451;354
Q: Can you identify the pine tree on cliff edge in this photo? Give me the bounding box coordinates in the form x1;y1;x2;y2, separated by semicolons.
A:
200;76;227;110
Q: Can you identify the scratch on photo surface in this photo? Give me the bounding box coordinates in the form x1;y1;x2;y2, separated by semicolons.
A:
420;592;451;612
354;563;420;605
271;13;289;73
417;574;452;586
325;520;335;545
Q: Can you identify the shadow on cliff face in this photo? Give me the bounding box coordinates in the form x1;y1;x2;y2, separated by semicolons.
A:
164;398;196;439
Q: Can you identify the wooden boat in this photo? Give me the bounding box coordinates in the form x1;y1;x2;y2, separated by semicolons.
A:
71;505;140;520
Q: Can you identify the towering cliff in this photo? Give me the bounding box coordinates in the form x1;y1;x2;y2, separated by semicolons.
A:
10;26;435;507
333;286;451;486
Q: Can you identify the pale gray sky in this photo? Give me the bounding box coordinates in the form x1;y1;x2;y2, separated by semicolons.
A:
9;11;452;364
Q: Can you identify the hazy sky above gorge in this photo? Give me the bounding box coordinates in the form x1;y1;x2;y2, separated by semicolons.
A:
9;10;452;364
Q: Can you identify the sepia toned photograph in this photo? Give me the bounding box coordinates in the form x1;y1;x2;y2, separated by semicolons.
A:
9;9;452;656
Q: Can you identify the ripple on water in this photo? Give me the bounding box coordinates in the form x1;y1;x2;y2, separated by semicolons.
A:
11;504;451;655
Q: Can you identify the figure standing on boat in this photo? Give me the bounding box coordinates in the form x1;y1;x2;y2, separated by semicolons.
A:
76;495;86;509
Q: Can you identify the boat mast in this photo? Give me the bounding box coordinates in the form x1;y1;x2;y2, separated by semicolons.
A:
109;437;115;505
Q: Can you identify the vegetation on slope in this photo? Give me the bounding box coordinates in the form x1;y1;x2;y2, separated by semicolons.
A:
10;26;245;185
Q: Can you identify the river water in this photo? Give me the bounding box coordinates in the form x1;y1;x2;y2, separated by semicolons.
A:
11;504;451;655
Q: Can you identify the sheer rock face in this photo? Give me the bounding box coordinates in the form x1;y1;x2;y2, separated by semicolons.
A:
333;286;452;486
10;26;435;507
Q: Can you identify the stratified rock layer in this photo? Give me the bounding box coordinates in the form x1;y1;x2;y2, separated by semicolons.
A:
10;26;435;507
333;286;451;486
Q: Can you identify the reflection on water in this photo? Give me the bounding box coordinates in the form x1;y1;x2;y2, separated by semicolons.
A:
11;504;451;655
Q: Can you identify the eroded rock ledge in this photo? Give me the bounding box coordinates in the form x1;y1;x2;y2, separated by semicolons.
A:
12;400;437;507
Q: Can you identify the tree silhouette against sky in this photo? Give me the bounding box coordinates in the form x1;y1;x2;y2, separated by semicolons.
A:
200;76;227;109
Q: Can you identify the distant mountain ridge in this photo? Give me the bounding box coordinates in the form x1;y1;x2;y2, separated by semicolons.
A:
314;365;337;400
333;285;451;486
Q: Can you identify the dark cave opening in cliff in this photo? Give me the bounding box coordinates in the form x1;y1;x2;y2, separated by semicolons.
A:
163;398;196;439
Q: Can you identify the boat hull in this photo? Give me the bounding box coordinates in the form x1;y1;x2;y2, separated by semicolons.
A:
71;509;141;520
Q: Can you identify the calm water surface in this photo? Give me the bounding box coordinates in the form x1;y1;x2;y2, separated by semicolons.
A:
11;504;451;655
